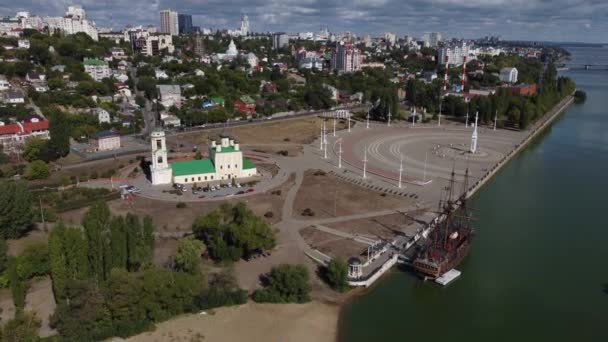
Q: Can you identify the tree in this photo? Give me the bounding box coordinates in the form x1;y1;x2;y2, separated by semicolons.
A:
49;223;68;301
174;237;204;274
22;138;48;162
8;258;26;310
0;311;41;342
252;264;311;303
109;216;128;270
0;238;6;274
192;202;275;262
0;181;33;239
125;213;154;272
82;202;111;283
325;258;349;292
17;242;50;280
25;160;50;180
47;109;71;159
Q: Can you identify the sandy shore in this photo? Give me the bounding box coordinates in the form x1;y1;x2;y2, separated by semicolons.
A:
125;301;339;342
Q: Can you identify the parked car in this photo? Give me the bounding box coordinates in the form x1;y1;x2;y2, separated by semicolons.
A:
246;188;255;193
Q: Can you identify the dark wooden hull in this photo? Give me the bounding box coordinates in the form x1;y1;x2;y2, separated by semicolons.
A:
413;239;471;279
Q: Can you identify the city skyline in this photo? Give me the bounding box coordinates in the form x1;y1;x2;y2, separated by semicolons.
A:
0;0;606;43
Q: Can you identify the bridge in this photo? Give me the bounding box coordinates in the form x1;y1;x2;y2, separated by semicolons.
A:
561;63;608;71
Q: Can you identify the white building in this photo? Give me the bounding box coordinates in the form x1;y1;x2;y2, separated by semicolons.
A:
272;33;289;50
142;34;174;56
383;32;396;46
423;32;442;47
93;108;111;124
157;84;181;108
43;5;99;41
0;75;11;90
155;69;169;79
17;39;29;49
2;89;25;104
246;52;259;69
150;131;257;185
214;39;239;61
159;9;178;36
500;67;518;84
331;41;362;73
83;58;110;81
438;42;470;66
240;15;250;36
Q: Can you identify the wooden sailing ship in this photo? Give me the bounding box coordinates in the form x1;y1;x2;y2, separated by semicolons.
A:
413;167;474;279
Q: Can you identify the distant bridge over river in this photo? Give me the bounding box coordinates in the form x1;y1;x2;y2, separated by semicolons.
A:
561;63;608;71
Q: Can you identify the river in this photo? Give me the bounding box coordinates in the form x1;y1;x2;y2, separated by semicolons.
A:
339;46;608;342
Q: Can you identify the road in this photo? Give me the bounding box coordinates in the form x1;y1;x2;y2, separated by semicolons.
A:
129;65;158;137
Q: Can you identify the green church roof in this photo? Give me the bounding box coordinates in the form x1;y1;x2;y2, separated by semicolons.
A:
171;159;216;176
83;58;107;66
243;158;256;170
217;146;236;153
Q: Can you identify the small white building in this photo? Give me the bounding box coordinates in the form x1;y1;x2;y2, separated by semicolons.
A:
83;58;111;81
2;89;25;104
17;39;30;49
500;67;518;84
155;69;169;79
0;75;10;90
93;107;111;123
157;84;181;108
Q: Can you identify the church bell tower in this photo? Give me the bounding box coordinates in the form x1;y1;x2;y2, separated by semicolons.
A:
150;130;172;185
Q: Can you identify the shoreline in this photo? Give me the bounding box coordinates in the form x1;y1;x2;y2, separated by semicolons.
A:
334;94;575;342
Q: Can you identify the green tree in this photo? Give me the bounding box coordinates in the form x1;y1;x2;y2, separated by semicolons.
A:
49;223;68;301
22;138;48;162
174;237;204;274
82;202;111;283
106;269;148;337
0;181;33;239
8;258;26;310
252;264;311;303
17;242;50;280
0;238;7;274
192;202;275;262
0;311;41;342
325;258;349;292
47;109;71;159
25;160;50;180
110;216;128;270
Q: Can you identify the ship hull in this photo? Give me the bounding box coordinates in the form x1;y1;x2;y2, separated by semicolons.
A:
412;239;471;279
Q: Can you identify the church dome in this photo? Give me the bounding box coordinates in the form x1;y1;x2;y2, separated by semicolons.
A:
226;39;238;56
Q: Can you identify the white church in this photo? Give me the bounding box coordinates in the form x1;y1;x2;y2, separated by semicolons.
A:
150;130;257;185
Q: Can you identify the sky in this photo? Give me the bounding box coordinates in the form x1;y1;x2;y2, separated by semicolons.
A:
1;0;606;43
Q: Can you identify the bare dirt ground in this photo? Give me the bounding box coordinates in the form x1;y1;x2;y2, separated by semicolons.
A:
25;276;57;338
172;117;347;156
326;213;419;240
125;301;339;342
301;227;367;260
6;229;49;256
293;170;411;219
0;289;15;327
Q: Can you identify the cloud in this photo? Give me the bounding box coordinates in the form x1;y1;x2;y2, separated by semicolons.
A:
1;0;606;42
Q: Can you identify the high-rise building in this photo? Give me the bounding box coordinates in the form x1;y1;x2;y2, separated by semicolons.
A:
240;15;249;36
43;5;98;41
159;9;178;36
193;33;205;57
330;41;362;73
384;32;396;46
423;32;442;47
178;14;192;34
272;33;289;50
437;42;469;66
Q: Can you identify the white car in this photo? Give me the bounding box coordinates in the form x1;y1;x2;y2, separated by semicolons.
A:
236;183;242;188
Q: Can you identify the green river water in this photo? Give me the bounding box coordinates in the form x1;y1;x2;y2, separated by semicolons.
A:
339;46;608;342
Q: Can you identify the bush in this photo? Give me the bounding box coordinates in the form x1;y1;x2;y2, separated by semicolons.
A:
324;258;349;292
252;264;311;304
313;170;326;176
574;90;587;103
301;208;315;217
25;160;50;180
195;287;248;310
176;202;187;209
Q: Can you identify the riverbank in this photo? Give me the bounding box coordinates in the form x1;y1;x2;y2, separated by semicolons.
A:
124;301;339;342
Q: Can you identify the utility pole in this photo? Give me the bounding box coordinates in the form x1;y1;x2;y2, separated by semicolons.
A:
319;128;324;151
337;139;343;168
412;108;416;127
366;109;370;129
465;111;469;128
423;151;428;183
348;113;351;132
387;109;391;127
362;146;368;179
39;196;45;230
493;110;498;131
398;155;403;188
333;118;336;137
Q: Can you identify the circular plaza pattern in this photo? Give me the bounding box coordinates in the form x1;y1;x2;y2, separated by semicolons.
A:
338;123;520;184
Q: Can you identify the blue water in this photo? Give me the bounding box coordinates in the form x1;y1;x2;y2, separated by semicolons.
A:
340;47;608;342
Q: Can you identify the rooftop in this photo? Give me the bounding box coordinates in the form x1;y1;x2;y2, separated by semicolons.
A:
91;130;119;139
239;95;256;104
171;159;216;176
83;58;108;66
243;158;256;170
